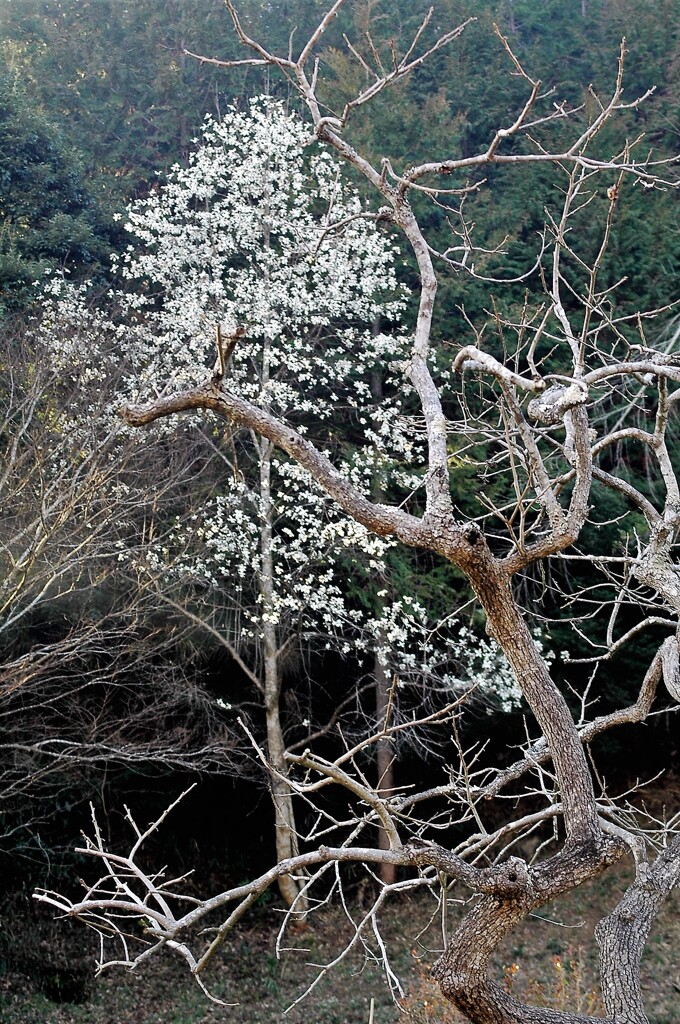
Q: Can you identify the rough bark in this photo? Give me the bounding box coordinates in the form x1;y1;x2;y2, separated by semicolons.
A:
426;836;625;1023
411;545;626;1024
597;834;680;1023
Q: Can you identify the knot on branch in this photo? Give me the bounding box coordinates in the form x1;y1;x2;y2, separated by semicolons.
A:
482;856;531;898
527;381;588;425
406;840;530;899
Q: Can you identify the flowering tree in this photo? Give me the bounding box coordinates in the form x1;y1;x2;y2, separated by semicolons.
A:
93;98;518;904
36;7;680;1023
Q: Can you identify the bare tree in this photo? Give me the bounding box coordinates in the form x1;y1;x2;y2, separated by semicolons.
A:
36;7;680;1023
0;320;239;858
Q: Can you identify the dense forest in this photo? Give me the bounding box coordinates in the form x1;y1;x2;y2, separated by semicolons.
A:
2;0;679;316
1;1;679;1021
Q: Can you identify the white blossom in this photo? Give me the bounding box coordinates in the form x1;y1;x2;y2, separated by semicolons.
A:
40;98;528;719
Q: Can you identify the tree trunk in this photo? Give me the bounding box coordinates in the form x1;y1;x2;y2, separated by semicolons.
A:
370;356;397;885
255;198;306;912
260;437;307;912
464;550;600;843
374;650;396;884
428;543;625;1022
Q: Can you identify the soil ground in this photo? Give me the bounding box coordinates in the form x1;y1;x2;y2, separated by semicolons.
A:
1;860;679;1024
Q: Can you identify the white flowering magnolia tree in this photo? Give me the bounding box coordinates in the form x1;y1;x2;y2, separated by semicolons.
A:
36;7;680;1023
41;99;517;906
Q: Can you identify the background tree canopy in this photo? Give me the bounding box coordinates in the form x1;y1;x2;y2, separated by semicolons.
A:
1;0;678;315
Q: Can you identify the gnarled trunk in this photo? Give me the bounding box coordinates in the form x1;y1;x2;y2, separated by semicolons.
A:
429;547;627;1022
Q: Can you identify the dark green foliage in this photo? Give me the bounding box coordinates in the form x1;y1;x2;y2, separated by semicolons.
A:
0;71;120;311
2;0;678;319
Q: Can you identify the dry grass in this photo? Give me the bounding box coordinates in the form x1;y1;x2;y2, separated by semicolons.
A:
1;862;679;1024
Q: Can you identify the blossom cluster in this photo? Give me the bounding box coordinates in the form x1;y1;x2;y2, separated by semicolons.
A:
40;98;524;719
